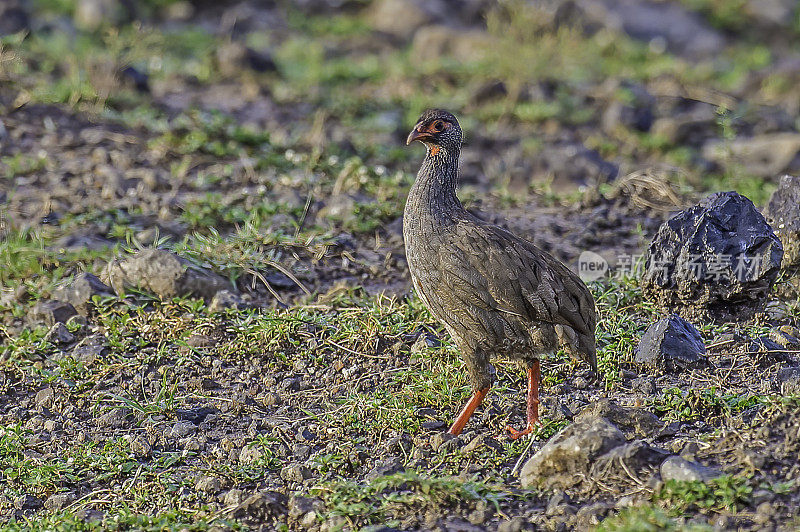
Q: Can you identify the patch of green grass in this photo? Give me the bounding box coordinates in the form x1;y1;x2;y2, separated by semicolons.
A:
9;508;242;532
655;476;753;514
0;227;115;305
0;153;49;178
599;505;712;531
149;109;272;158
0;427;137;499
650;387;765;422
286;10;371;38
678;0;751;32
8;24;220;110
106;367;181;418
178;193;303;230
591;277;657;386
310;471;514;529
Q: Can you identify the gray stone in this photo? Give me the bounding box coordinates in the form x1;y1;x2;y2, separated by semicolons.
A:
411;25;493;64
364;0;438;40
601;81;654;133
365;457;404;481
642;192;783;321
52;273;113;315
280;464;312;483
15;494;42;510
536;142;618;191
208;290;248;312
775;367;800;395
28;300;78;327
577;399;662;438
223;488;247;506
651;105;717;147
765;175;800;268
591;440;671;478
703;134;800;179
770;326;800;349
44;492;75;511
660;456;722;482
575;502;613;529
749;337;788;359
97;408;131;428
129;435;152;458
288;495;323;520
635;314;706;371
576;0;725;59
0;2;28;37
35;387;55;408
520;417;626;489
630;376;657;395
71;333;107;365
239;444;264;464
232;491;288;520
744;0;796;29
497;516;530;532
74;0;124;30
44;322;74;345
166;421;196;439
104;249;232;300
195;475;222;493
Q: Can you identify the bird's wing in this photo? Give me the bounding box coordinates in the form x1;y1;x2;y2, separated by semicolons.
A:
439;220;596;338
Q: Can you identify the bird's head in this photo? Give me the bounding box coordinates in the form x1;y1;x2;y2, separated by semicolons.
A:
406;109;462;157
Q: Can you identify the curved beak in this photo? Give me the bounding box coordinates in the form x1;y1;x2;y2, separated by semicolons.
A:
406;126;433;145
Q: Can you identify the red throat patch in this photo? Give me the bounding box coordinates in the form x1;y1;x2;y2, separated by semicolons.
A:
429;145;440;156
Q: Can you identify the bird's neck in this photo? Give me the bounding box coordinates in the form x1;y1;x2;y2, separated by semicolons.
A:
407;146;464;222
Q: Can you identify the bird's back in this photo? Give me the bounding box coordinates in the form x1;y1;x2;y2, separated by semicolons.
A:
405;208;597;371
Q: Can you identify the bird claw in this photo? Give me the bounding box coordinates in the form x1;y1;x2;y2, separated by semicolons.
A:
506;417;542;440
506;424;535;440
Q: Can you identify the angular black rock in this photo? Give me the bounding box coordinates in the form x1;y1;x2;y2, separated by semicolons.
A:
765;174;800;268
635;314;706;371
642;191;783;321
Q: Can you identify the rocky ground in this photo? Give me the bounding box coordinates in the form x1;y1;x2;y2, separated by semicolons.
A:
1;0;800;530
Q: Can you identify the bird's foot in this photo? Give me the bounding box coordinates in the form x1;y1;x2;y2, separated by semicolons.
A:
506;421;539;440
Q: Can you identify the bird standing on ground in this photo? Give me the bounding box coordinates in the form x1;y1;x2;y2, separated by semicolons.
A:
404;109;598;438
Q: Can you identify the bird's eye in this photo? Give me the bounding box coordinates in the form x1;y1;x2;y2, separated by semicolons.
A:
432;121;444;131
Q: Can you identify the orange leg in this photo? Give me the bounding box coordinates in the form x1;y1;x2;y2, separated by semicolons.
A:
447;387;490;435
507;359;541;440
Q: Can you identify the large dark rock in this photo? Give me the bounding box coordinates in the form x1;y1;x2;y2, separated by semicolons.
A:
765;175;800;268
104;249;233;300
52;273;114;315
635;314;706;371
642;191;783;321
520;417;625;489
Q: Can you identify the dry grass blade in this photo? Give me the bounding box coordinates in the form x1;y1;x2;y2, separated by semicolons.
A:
608;169;693;211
